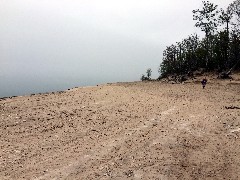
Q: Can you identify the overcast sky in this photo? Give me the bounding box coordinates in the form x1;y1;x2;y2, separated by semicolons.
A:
0;0;232;96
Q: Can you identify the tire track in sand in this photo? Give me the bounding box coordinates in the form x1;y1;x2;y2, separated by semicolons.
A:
34;106;176;180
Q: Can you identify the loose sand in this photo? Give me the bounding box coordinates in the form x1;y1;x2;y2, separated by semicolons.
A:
0;74;240;179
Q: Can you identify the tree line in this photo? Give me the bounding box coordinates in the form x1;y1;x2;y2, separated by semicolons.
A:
158;0;240;79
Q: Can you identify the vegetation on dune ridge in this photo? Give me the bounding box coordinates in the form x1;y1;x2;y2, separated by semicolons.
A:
143;0;240;81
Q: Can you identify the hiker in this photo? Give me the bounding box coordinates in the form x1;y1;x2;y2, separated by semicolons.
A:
201;77;207;89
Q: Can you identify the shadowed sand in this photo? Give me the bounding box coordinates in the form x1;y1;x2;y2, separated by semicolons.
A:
0;74;240;179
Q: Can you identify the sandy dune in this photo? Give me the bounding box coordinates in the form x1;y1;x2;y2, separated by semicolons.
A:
1;75;240;179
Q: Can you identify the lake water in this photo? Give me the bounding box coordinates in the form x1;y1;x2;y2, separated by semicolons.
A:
0;76;127;98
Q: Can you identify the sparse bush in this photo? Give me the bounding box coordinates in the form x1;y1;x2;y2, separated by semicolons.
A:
146;68;152;79
141;68;152;81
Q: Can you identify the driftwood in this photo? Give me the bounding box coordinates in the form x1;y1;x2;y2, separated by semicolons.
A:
218;60;240;79
225;106;240;110
218;71;232;79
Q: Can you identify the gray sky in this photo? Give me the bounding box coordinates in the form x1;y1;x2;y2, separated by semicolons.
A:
0;0;232;96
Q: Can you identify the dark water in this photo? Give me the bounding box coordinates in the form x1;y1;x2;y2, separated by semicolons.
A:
0;76;120;98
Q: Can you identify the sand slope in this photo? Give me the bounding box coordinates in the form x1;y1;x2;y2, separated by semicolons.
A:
1;76;240;179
